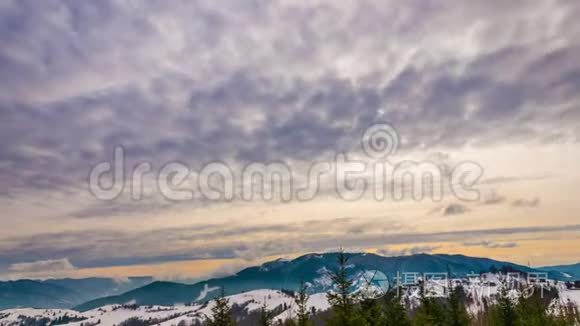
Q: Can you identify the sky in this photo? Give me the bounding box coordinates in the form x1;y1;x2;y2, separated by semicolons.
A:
1;0;580;280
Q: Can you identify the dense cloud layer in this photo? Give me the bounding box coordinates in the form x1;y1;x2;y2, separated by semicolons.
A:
0;217;577;271
1;0;579;196
0;0;579;274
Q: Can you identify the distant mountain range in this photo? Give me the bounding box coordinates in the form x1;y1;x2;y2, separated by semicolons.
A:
1;254;578;312
539;262;580;278
0;277;153;310
73;253;579;311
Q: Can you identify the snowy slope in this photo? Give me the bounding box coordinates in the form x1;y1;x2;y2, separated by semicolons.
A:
2;277;580;326
0;289;330;326
76;252;572;311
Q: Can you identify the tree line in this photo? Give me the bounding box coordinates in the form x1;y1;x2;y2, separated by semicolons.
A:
201;251;580;326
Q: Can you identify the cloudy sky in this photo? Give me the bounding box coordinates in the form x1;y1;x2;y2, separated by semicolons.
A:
1;0;580;280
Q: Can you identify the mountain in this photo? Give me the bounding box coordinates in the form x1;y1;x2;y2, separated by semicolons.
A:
0;277;153;310
0;289;331;326
539;262;580;279
4;279;580;325
75;253;567;311
0;280;82;310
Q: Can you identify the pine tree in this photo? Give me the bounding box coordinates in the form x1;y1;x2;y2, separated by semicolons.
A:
382;290;411;326
412;282;447;326
295;281;313;326
259;301;275;326
553;299;580;325
515;285;578;326
515;287;550;326
489;284;518;326
205;289;236;326
359;297;384;326
326;250;361;326
446;285;470;326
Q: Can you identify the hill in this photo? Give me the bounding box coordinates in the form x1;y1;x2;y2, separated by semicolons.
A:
75;252;568;311
539;262;580;279
0;277;153;310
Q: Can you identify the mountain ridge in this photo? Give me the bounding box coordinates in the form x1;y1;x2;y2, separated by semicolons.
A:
2;253;576;312
0;276;154;310
73;252;577;311
539;262;580;278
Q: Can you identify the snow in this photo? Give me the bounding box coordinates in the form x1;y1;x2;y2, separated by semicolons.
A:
195;283;220;301
0;289;330;326
2;275;580;325
273;293;330;322
560;288;580;305
1;302;200;325
0;308;79;324
313;267;333;287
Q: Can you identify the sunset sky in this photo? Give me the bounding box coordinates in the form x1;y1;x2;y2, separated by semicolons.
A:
1;0;580;281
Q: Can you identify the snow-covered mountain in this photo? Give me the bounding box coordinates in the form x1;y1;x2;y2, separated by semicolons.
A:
1;253;577;317
74;253;575;311
2;278;580;326
0;289;329;326
540;262;580;279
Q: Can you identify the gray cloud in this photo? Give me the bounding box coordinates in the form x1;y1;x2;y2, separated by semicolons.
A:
444;204;468;216
463;241;519;249
480;175;550;185
8;258;75;273
377;245;440;257
427;203;469;216
480;191;506;205
512;197;541;208
0;0;579;204
0;0;579;272
1;220;578;274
